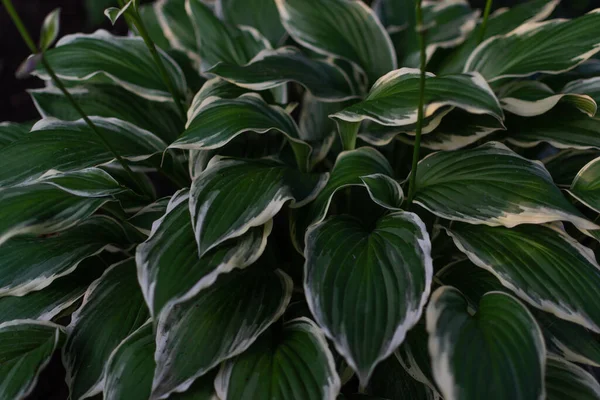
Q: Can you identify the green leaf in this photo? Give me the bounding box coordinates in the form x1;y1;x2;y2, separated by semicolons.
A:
545;356;600;400
498;80;597;117
187;0;270;71
218;0;285;46
569;156;600;213
0;257;106;324
136;189;271;317
290;147;396;250
505;108;600;150
413;142;596;230
29;85;183;142
151;266;292;399
172;93;312;170
208;47;359;102
0;320;65;400
563;76;600;105
128;197;171;236
155;0;199;62
190;157;326;257
426;287;545;400
465;9;600;82
85;0;117;26
39;8;61;51
0;215;129;297
0;121;32;147
104;321;155;400
299;93;343;141
0;117;166;187
544;149;600;187
138;2;171;50
446;222;600;333
36;30;187;102
439;0;560;74
63;259;149;400
305;212;432;385
166;371;218;400
275;0;396;84
104;1;132;25
332;69;503;146
215;317;340;400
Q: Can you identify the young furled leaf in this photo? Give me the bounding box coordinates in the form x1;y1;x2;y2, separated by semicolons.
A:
39;8;61;51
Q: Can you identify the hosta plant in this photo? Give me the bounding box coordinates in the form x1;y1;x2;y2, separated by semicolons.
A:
3;0;600;398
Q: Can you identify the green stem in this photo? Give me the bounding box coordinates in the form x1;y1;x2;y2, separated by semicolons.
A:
2;0;152;198
119;0;187;122
477;0;493;44
406;0;427;206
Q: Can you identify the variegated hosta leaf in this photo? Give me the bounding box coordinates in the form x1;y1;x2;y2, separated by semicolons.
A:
439;0;560;74
29;85;184;142
397;0;479;67
569;156;600;213
0;257;106;324
186;0;270;71
546;356;600;400
401;111;505;151
0;169;127;246
166;371;218;400
171;93;312;170
465;9;600;82
366;352;437;400
446;222;600;333
104;321;155;400
0;121;31;147
413;142;595;230
128;197;171;236
290;147;398;250
136;189;271;317
0;215;129;297
563;76;600;105
395;323;439;397
155;0;199;62
426;287;545;400
299;93;343;142
208;47;359;102
151;266;292;399
544;149;600;187
35;30;187;102
331;69;503;146
0;320;65;400
190;157;327;256
304;212;432;385
63;259;149;400
275;0;396;84
138;2;171;50
0;117;166;187
215;317;340;400
498;80;597;117
505;108;600;150
217;0;286;46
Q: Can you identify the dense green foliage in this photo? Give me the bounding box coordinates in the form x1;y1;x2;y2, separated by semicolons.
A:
2;0;600;398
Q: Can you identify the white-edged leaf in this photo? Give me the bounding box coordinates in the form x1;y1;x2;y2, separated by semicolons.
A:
39;8;61;51
186;0;271;71
63;259;149;400
151;266;292;399
545;356;600;400
465;9;600;82
569;156;600;213
0;320;65;400
190;157;327;257
544;149;600;187
0;117;166;187
0;121;32;147
128;197;171;236
136;189;271;317
156;0;199;62
29;85;184;142
413;142;596;230
104;321;155;400
499;80;597;117
215;317;340;400
563;76;600;105
35;30;187;102
105;1;133;25
305;212;432;385
426;287;546;400
275;0;396;84
0;215;130;297
208;47;359;102
446;222;600;333
217;0;286;46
